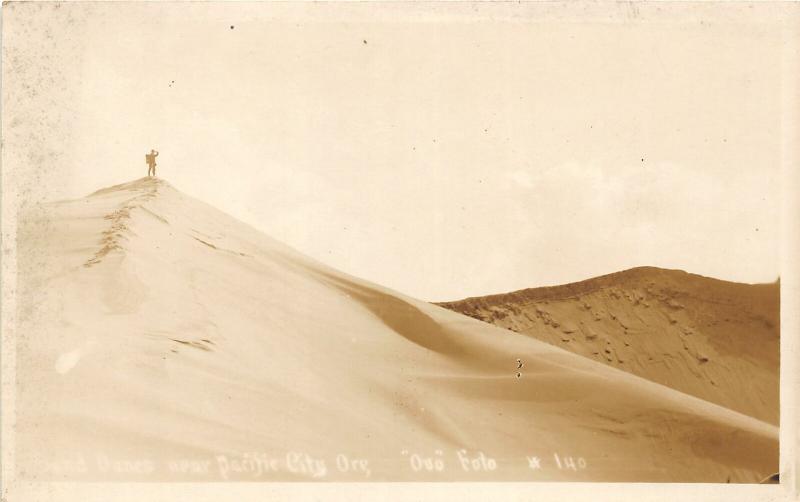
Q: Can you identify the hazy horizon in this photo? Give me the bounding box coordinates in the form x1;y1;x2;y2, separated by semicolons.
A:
3;2;784;301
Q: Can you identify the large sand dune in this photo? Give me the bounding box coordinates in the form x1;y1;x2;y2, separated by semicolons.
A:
14;177;778;482
437;268;780;425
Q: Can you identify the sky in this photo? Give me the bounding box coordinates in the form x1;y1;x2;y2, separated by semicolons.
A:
3;2;789;301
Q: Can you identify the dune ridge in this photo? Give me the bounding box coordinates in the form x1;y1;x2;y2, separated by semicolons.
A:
13;177;778;482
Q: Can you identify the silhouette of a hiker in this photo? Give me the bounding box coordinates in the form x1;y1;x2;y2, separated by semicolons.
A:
146;149;159;177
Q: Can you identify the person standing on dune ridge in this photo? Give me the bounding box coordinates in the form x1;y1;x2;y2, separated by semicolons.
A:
146;149;159;177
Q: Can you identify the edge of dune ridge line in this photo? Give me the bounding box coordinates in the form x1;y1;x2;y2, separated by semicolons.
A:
434;266;779;307
88;176;169;198
72;177;397;283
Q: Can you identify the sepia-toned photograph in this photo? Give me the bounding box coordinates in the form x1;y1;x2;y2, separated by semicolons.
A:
1;2;798;501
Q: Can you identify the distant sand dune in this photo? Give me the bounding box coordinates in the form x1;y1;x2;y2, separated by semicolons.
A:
438;268;780;425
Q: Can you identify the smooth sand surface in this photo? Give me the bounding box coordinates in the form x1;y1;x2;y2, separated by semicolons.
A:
14;177;777;482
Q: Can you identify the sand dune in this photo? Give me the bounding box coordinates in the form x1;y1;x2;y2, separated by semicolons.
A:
437;268;780;425
14;177;777;482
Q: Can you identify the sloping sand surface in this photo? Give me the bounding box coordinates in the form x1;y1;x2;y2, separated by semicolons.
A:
14;177;777;482
438;268;779;425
